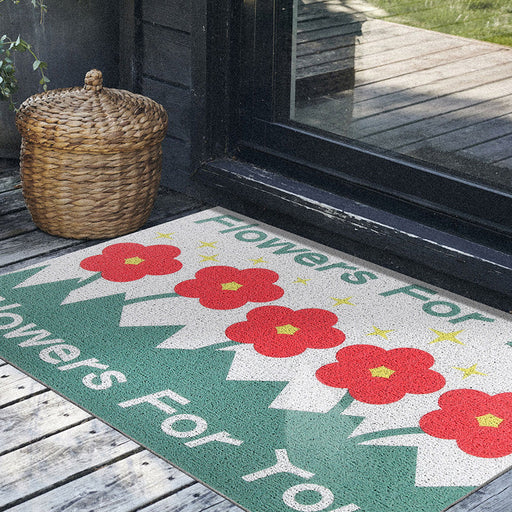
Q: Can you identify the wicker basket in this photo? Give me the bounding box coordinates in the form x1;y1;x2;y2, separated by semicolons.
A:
15;69;168;239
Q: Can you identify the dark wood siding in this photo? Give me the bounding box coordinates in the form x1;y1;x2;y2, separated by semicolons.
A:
136;0;206;194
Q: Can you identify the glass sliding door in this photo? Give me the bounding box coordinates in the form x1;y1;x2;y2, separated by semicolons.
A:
289;0;512;193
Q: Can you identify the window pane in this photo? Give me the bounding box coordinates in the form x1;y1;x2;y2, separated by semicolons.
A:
290;0;512;193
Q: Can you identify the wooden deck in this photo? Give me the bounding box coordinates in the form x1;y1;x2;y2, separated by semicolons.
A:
1;158;512;511
294;0;512;192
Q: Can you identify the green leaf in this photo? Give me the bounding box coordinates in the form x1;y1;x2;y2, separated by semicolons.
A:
33;59;41;70
16;39;28;52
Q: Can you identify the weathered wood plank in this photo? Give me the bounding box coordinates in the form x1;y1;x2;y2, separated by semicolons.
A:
297;31;364;57
296;18;364;43
8;450;195;512
297;11;365;34
360;95;512;149
118;0;136;92
353;47;510;102
1;390;91;455
297;19;439;68
293;91;354;133
143;23;191;87
138;481;243;512
0;365;46;407
0;230;85;269
496;156;512;169
297;45;356;75
0;209;37;241
397;113;512;155
353;41;491;87
296;16;420;45
0;166;20;193
298;0;385;19
342;0;390;16
142;77;191;142
351;61;512;121
298;1;360;20
142;0;191;33
161;136;193;175
0;419;139;508
0;240;96;276
446;470;512;511
348;76;512;138
458;132;512;165
303;34;463;82
0;189;26;216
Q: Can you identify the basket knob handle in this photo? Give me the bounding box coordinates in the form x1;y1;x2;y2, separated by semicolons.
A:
84;69;103;92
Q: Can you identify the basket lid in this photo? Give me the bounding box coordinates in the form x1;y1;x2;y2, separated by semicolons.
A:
15;70;168;153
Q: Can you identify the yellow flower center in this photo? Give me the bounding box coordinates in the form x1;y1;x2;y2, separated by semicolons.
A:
124;256;145;265
221;281;243;291
476;413;504;428
276;324;300;335
369;365;395;379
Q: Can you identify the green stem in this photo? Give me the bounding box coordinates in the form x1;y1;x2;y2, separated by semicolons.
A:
350;426;425;445
124;292;180;305
75;273;103;287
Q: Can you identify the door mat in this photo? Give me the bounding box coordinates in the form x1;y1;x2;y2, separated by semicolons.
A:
1;207;511;512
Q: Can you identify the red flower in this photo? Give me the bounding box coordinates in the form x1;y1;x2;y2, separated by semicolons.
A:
316;344;445;404
80;243;182;282
420;389;512;458
225;305;345;357
174;266;284;310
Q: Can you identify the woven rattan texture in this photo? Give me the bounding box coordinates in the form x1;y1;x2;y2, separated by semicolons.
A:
20;142;162;239
16;70;168;153
16;70;168;239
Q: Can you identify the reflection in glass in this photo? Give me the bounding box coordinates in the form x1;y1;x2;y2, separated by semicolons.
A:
290;0;512;192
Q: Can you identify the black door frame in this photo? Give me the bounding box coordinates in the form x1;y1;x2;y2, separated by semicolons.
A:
232;0;512;237
199;0;512;309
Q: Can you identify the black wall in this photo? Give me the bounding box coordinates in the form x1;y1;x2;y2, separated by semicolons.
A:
0;0;120;157
135;0;210;195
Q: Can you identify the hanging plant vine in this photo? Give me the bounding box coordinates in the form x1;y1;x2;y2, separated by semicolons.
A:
0;0;49;110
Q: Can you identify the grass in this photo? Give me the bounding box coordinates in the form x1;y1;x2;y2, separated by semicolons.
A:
366;0;512;47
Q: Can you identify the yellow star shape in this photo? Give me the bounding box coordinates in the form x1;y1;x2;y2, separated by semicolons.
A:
429;328;464;345
332;297;355;307
452;363;486;379
249;257;267;265
200;254;219;262
367;326;395;340
294;278;310;285
198;241;218;248
156;232;174;239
